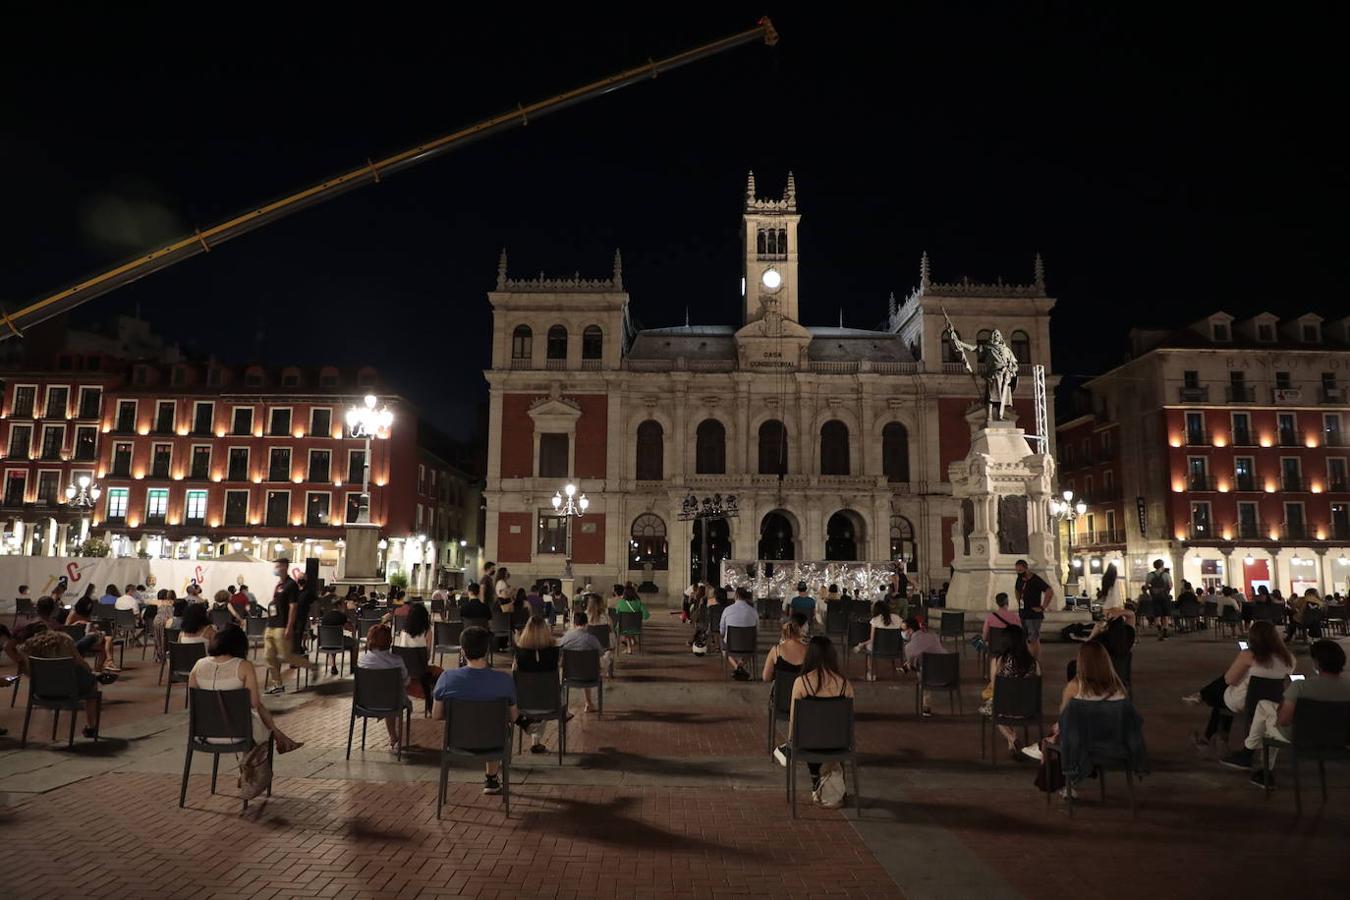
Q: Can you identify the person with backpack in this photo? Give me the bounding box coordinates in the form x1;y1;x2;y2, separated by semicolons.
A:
981;592;1022;642
1146;559;1174;641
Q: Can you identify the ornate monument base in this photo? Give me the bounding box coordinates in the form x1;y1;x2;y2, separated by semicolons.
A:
946;406;1085;629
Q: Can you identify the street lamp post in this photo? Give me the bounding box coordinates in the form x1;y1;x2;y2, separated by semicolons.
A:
64;475;101;552
677;493;740;588
1048;489;1087;588
344;394;393;524
550;483;589;579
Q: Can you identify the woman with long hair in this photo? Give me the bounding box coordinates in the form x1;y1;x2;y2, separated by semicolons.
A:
189;624;303;753
853;598;904;682
152;588;174;663
988;625;1040;758
761;616;808;682
357;624;408;752
1183;620;1295;751
615;585;650;654
393;601;443;714
514;615;560;754
788;635;854;802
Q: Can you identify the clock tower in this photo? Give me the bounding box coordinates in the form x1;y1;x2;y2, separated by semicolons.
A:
741;170;801;324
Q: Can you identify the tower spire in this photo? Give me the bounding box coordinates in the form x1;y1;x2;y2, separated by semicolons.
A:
784;170;796;207
919;251;931;290
745;169;756;205
888;291;897;319
1033;252;1045;290
839;307;844;328
612;248;623;290
496;247;508;290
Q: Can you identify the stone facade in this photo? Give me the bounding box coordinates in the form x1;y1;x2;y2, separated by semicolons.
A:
484;173;1058;597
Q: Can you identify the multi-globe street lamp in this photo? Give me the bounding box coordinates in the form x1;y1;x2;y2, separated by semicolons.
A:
345;394;393;525
64;475;101;550
550;482;589;578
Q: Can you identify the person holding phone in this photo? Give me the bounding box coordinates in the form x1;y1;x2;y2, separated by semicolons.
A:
1181;621;1294;752
1237;640;1348;787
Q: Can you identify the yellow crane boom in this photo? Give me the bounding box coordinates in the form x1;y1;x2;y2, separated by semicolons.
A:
2;17;779;340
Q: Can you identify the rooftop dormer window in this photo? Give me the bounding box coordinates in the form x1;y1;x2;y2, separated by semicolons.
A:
1301;322;1320;342
1256;322;1275;342
1211;322;1230;341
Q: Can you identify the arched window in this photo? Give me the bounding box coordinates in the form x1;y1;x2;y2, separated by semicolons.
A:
1010;329;1031;362
826;511;859;561
756;229;767;256
630;513;668;571
976;328;992;354
511;325;532;360
582;325;603;359
695;419;726;474
882;422;910;482
890;515;917;572
758;420;788;476
546;325;568;360
820;420;850;475
758;511;795;560
635;420;663;480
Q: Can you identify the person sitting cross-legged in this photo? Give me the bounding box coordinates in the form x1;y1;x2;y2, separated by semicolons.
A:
559;611;604;712
1182;620;1295;753
720;587;759;681
1232;639;1350;788
432;626;531;795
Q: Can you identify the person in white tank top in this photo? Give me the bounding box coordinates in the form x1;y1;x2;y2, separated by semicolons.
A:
187;625;302;752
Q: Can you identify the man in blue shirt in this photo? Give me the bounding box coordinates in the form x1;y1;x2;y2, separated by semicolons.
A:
720;588;759;681
785;582;816;622
99;583;119;606
432;626;520;795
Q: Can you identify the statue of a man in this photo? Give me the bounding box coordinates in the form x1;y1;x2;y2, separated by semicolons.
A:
945;320;1020;421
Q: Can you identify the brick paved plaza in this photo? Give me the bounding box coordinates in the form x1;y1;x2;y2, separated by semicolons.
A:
1;614;1347;900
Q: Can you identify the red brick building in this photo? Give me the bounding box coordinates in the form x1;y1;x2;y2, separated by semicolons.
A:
1;325;480;588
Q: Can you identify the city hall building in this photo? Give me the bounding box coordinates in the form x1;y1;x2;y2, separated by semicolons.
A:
483;173;1058;596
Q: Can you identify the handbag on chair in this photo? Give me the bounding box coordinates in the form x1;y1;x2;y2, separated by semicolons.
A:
213;690;273;800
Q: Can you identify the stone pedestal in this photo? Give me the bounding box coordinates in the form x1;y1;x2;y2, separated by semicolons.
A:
946;405;1083;623
342;523;383;584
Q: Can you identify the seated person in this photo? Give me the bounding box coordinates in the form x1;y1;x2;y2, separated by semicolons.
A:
788;635;854;806
319;596;357;674
394;602;443;715
13;624;103;738
559;611;604;712
900;615;947;717
1183;620;1294;751
432;626;528;795
1022;642;1128;762
981;592;1022;642
615;586;650;654
1285;588;1323;641
719;588;759;680
189;624;302;753
514;616;561;753
3;596;62;669
211;589;247;625
178;603;216;646
459;582;491;623
854;600;903;682
986;625;1040;758
1235;639;1350;787
359;624;410;752
65;595;118;673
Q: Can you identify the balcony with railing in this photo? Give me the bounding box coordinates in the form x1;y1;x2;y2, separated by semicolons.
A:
1187;522;1219;540
1179;385;1210;403
1184;429;1211;447
1325;432;1347;448
1281;521;1309;541
1226;385;1256;403
1231;429;1256;447
1236;521;1263;540
1281;474;1306;492
1186;474;1216;492
1329;479;1348;493
1331;523;1350;540
1320;386;1345;404
1233;474;1258;492
1070;527;1127;548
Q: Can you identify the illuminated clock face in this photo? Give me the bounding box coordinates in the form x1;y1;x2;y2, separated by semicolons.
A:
760;267;782;291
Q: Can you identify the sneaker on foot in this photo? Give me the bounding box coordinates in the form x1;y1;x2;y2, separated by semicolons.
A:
1021;744;1044;762
329;665;339;676
530;743;548;755
266;684;285;695
1180;693;1203;705
482;775;502;795
772;744;789;767
1249;769;1275;789
1220;749;1255;770
921;707;934;718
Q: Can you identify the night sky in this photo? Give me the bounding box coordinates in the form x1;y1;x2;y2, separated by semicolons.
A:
4;5;1345;440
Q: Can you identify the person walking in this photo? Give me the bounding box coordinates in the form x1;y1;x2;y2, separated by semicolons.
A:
1145;558;1174;640
263;558;317;694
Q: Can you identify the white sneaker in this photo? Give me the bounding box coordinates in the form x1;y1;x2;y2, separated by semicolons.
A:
1180;693;1203;705
1021;744;1044;762
772;744;789;767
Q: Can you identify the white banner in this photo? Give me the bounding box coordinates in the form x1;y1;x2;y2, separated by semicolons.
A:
0;557;279;613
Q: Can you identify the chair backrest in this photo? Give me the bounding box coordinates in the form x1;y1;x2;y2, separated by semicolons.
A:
725;624;758;654
1178;597;1201;617
170;640;208;674
318;624;347;649
1251;603;1274;622
62;623;87;641
114;608;137;629
1219;606;1240;623
618;611;643;634
562;648;601;682
16;596;34;614
353;664;406;710
919;651;959;687
515;670;562;713
393;645;429;680
825;603;848;633
846;619;871;645
444;697;510;752
586;623;612;650
1302;606;1324;626
430;597;446;616
992;674;1043;717
391;613;407;635
987;627;1013;657
871;627;904;657
358;614;383;636
209;608;232;630
490;608;511;634
707;604;725;633
791;696;854;751
188;687;253;740
939;611;965;637
770;668;797;716
1202;600;1218;617
434;620;464;647
1135;597;1154;618
246;616;267;638
1325;604;1347;622
28;656;80;700
510;605;530;630
1290;699;1350;751
1244;675;1287;715
1059;697;1145;772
